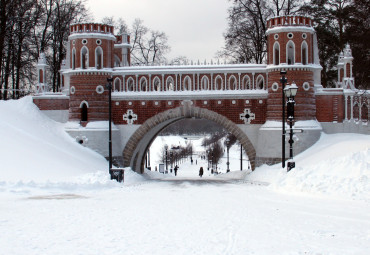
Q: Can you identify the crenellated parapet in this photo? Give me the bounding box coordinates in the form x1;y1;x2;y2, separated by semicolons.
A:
267;16;313;29
70;23;114;35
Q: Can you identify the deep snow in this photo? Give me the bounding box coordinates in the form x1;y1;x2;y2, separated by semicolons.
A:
0;96;369;255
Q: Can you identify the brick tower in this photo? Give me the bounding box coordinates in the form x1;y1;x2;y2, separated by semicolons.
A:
65;23;131;126
265;16;322;121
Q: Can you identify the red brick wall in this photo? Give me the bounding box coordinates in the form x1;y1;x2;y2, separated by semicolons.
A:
316;94;344;122
33;98;69;110
267;32;313;65
70;38;114;69
267;69;315;121
69;74;110;121
112;99;267;125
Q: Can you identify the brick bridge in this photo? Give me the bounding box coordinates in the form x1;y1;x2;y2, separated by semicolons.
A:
33;16;369;173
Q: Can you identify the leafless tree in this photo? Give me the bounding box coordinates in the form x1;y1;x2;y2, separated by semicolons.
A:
129;19;170;65
219;0;301;64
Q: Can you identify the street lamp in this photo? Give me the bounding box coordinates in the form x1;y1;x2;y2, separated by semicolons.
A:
280;70;287;168
283;82;298;171
106;77;124;182
225;136;230;173
164;144;168;173
106;77;113;178
240;143;243;171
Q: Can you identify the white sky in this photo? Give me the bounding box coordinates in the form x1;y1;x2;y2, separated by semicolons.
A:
87;0;231;62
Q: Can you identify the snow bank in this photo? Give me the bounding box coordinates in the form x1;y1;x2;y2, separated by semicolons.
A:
0;97;108;183
1;97;369;202
248;133;370;201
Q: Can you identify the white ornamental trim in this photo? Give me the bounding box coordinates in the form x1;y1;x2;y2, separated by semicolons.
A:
240;108;256;124
271;82;279;92
123;109;138;125
96;85;104;94
303;82;310;91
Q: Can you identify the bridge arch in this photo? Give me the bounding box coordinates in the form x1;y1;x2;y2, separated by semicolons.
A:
122;102;256;173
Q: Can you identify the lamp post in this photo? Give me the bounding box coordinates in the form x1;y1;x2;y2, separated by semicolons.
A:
164;144;168;173
240;143;243;171
225;136;230;173
283;82;298;171
106;77;113;178
280;70;288;168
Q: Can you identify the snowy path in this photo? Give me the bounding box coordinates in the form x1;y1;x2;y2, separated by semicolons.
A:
1;179;369;255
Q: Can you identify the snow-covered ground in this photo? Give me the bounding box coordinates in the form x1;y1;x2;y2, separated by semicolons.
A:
0;97;369;255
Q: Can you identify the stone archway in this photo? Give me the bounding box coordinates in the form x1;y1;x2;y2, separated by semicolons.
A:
122;102;256;173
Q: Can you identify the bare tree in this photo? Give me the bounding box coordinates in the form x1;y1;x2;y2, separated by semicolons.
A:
130;18;170;65
219;0;302;64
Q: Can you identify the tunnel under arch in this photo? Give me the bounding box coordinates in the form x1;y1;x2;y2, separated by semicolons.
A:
122;102;256;173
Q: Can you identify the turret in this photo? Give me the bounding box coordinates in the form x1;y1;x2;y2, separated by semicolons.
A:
265;16;322;121
337;44;354;89
36;52;49;94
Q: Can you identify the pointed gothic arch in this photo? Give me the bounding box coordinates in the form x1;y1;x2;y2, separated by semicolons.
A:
256;75;265;90
126;77;135;92
140;77;148;92
114;54;120;67
242;75;251;90
153;76;161;91
214;75;223;90
166;76;174;91
201;76;210;90
228;75;237;90
183;76;192;91
72;48;76;69
81;46;89;69
273;42;280;65
301;41;308;65
114;77;121;91
95;46;103;69
286;41;295;65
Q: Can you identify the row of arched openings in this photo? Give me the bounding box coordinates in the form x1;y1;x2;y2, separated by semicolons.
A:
71;46;103;69
112;74;266;92
351;102;369;122
273;41;308;65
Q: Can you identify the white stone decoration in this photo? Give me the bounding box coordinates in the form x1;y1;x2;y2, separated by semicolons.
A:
123;109;138;125
271;82;279;92
70;86;76;94
75;135;88;146
240;108;255;124
303;82;310;91
96;85;104;94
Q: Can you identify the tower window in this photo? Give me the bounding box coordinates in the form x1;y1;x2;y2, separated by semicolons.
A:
81;46;88;69
273;42;280;65
95;47;103;69
287;41;295;65
301;42;308;65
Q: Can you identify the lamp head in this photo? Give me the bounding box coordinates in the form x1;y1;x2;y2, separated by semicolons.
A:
284;84;291;98
290;82;298;97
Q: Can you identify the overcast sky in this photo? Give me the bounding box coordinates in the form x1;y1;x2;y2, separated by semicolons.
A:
87;0;231;62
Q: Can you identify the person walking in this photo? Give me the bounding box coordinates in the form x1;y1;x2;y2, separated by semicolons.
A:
174;165;178;176
199;166;204;177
